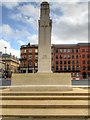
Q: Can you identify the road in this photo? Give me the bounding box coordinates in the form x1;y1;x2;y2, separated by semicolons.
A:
72;80;89;86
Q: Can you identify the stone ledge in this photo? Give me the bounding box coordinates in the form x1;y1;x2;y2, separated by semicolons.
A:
10;85;72;91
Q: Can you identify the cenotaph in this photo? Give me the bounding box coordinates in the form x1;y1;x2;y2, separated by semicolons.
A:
11;2;72;91
38;2;52;72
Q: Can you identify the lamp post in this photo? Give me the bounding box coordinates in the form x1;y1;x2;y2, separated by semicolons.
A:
4;47;7;79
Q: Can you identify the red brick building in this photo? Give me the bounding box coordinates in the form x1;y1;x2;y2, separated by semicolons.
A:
19;43;38;73
19;43;90;80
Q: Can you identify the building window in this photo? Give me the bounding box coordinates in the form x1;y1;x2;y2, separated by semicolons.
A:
87;54;90;58
88;72;90;77
29;49;32;53
76;55;78;59
72;49;74;53
82;49;85;52
56;49;58;53
35;49;38;53
60;49;62;53
35;55;38;59
29;55;32;59
82;54;85;58
76;60;79;64
56;66;58;71
76;73;79;77
23;55;26;59
76;65;79;70
88;66;90;71
60;55;62;59
83;66;86;70
68;49;70;52
60;66;62;70
72;72;75;77
72;55;74;59
29;61;32;66
82;60;85;64
64;61;66;64
76;49;78;53
24;49;26;53
64;66;67;71
64;55;66;59
56;55;58;59
72;66;75;70
23;61;26;66
35;62;38;66
68;61;70;64
60;61;62;64
87;60;90;64
56;61;58;64
68;66;70;71
72;61;74;64
68;55;70;59
64;49;66;53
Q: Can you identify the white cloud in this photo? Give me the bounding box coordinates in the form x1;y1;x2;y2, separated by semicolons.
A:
10;3;39;31
2;2;19;9
2;24;14;36
27;34;38;44
1;0;29;2
0;39;20;58
1;24;30;42
17;3;39;19
51;2;88;43
17;40;25;45
1;0;29;9
10;13;22;21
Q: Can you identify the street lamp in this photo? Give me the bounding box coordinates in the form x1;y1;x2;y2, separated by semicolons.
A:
4;47;7;79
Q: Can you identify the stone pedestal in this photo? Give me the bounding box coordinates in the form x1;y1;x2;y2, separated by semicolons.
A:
11;73;72;91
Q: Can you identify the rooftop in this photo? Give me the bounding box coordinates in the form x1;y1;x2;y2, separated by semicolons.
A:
20;43;90;49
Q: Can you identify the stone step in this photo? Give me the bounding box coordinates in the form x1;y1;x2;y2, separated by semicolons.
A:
1;108;89;117
1;95;89;100
1;88;89;118
1;92;89;96
1;104;89;109
2;100;88;105
2;116;90;120
1;100;89;108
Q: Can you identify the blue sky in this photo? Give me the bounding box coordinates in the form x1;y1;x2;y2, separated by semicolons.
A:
0;0;88;58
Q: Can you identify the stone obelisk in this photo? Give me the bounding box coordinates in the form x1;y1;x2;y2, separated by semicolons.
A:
38;2;52;72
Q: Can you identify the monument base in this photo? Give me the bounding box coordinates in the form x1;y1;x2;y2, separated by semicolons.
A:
11;73;72;91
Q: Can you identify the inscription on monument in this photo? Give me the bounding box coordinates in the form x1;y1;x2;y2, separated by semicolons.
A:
42;55;47;59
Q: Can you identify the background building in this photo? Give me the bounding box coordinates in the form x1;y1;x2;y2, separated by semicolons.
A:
2;53;20;73
19;43;38;73
19;43;90;80
53;43;90;80
0;52;5;75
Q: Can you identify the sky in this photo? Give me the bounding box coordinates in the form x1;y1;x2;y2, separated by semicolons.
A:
0;0;89;58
